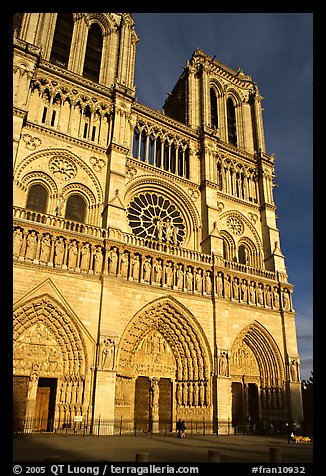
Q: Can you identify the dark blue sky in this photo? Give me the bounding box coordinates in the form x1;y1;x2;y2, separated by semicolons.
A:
132;12;313;381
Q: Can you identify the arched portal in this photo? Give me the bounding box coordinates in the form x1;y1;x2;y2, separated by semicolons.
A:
13;294;90;431
115;296;213;432
230;321;286;431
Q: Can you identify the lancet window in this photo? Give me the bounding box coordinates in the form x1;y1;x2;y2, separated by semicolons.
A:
210;88;218;129
50;13;74;69
65;194;87;224
82;23;103;82
132;127;190;179
26;184;48;214
227;98;237;146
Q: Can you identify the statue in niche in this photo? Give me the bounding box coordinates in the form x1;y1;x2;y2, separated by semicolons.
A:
101;338;115;369
176;264;184;289
120;251;129;278
273;287;279;308
109;246;118;274
224;275;231;298
195;269;202;292
266;285;272;307
154;259;162;284
217;272;223;297
25;230;38;260
93;246;103;273
131;254;140;280
290;359;299;382
165;262;173;287
80;242;90;271
283;289;290;310
218;351;228;377
54;236;65;266
186;266;193;291
143;257;151;282
39;233;51;263
232;277;239;300
68;240;78;269
249;281;256;304
13;228;23;257
257;283;264;305
240;279;248;302
205;271;212;294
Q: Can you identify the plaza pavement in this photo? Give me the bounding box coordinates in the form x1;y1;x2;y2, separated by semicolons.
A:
13;433;313;464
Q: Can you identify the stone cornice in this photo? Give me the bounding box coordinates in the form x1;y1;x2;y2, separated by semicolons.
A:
24;122;107;155
39;59;115;99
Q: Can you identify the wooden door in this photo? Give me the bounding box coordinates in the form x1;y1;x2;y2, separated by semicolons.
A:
34;386;50;431
159;378;172;431
134;377;151;432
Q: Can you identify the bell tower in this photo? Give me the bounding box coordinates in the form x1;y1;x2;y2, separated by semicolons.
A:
163;48;286;275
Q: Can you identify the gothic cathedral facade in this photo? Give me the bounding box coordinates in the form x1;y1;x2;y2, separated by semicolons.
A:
13;13;303;434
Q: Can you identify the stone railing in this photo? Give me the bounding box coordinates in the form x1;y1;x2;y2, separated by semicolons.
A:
13;207;293;312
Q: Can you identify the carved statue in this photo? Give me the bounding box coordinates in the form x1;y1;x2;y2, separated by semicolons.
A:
39;233;51;263
143;257;151;282
176;265;184;289
80;242;90;271
93;246;103;274
109;246;118;275
68;240;78;269
165;262;173;287
120;251;129;278
101;338;115;369
13;228;23;257
54;236;65;266
25;230;38;260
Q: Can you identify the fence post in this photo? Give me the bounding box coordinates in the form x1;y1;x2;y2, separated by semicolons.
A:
97;415;101;436
119;415;122;436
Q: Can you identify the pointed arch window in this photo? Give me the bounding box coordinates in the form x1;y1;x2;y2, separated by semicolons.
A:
26;184;48;213
50;13;74;68
227;98;237;146
210;88;218;129
238;244;248;265
83;23;103;82
65;194;86;223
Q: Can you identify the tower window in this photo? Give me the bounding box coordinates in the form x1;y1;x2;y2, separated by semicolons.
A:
210;88;218;129
41;107;47;124
227;98;237;146
26;184;48;213
50;13;74;68
83;23;103;82
65;194;86;223
238;245;248;265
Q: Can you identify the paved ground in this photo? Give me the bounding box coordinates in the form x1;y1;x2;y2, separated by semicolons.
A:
13;433;313;464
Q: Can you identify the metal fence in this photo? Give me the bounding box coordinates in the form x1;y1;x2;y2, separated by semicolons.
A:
13;416;233;436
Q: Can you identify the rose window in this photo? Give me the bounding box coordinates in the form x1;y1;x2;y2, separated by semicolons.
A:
127;192;185;246
226;216;244;235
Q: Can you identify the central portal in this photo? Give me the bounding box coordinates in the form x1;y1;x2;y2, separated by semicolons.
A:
134;377;172;432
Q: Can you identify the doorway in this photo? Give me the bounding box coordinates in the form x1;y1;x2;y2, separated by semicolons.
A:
33;378;57;431
134;377;172;432
248;383;259;424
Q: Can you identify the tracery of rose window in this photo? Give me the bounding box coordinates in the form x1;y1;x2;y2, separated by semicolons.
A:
127;192;185;246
